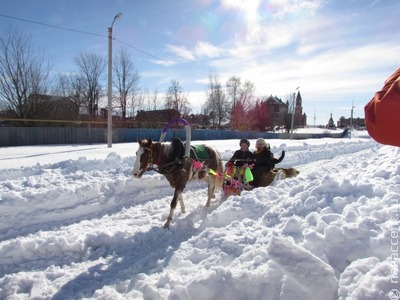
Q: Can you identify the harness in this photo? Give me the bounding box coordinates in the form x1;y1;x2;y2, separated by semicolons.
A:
190;145;208;160
141;118;216;178
146;142;210;176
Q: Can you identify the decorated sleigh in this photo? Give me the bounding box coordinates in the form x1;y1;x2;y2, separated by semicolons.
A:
223;163;254;196
223;164;300;196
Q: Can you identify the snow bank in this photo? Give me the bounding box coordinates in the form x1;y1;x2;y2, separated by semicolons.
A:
0;135;399;299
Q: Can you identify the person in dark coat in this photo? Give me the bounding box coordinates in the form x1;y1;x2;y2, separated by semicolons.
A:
252;138;285;187
226;138;255;168
225;139;255;181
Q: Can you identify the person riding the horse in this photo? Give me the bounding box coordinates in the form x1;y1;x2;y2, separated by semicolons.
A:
252;138;285;187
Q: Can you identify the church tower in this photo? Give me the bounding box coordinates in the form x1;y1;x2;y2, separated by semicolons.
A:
294;91;306;126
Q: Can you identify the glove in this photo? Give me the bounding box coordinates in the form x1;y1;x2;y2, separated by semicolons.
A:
275;151;285;164
226;161;234;168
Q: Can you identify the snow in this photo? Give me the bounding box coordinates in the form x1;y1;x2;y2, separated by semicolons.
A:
0;130;399;299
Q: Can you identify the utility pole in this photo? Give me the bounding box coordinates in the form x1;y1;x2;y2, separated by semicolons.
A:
290;87;300;140
107;12;123;148
313;105;316;127
349;97;354;139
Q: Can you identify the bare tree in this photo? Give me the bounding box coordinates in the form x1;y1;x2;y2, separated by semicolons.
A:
165;80;191;116
74;51;106;117
283;93;296;133
226;76;241;111
136;86;161;127
239;80;256;110
230;80;256;130
204;73;229;128
141;86;160;112
0;27;52;119
113;48;140;120
150;87;159;111
52;72;90;116
52;73;71;97
69;74;88;113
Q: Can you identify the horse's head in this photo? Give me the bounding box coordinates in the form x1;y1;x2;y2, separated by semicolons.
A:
132;138;153;178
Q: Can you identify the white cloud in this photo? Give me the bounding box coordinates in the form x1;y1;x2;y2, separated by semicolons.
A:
161;41;224;65
194;41;224;58
262;23;293;49
161;1;324;68
221;0;261;15
200;39;399;104
150;58;177;66
165;44;195;61
220;0;324;55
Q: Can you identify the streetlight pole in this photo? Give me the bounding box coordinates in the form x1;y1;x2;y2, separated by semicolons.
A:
290;87;300;140
107;12;122;148
349;97;354;139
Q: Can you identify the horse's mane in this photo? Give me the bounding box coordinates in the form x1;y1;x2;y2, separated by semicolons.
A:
168;138;185;162
160;142;172;159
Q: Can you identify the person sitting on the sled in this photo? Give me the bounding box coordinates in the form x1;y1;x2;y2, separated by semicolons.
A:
226;138;255;180
227;138;255;167
252;138;285;187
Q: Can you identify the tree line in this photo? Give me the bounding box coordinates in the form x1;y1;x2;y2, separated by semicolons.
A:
0;27;300;131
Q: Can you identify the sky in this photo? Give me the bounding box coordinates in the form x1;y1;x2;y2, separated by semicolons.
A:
1;0;400;125
0;132;399;299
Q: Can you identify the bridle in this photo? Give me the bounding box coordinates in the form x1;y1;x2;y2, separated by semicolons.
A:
140;145;154;173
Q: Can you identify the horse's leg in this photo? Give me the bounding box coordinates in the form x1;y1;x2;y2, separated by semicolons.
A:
163;188;182;229
205;177;216;207
178;193;185;213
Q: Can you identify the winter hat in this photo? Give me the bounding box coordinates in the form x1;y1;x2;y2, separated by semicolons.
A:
239;138;250;147
256;138;270;150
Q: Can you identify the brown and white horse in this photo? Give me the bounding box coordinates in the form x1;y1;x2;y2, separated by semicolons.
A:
132;138;223;229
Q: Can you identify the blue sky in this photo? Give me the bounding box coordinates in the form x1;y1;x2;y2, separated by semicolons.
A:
1;0;399;125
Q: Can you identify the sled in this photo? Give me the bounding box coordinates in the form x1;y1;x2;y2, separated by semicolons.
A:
223;164;254;196
223;164;300;196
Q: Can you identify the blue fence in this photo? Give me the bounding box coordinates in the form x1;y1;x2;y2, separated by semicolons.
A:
0;127;346;147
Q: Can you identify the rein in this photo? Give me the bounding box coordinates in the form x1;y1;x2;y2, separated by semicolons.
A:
148;159;186;174
142;142;221;177
145;143;189;175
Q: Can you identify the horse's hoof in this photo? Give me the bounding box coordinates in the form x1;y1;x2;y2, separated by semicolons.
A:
163;218;172;229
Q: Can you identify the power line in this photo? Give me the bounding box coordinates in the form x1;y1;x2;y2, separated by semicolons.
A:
0;13;105;38
115;38;167;63
0;13;167;62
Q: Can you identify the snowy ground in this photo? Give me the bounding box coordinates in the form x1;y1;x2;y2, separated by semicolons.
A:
0;130;399;300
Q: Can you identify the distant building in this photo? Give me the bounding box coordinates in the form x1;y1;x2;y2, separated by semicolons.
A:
263;95;288;129
29;94;79;121
186;114;211;128
337;116;366;128
327;113;336;128
262;93;306;130
294;91;307;128
135;109;180;128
